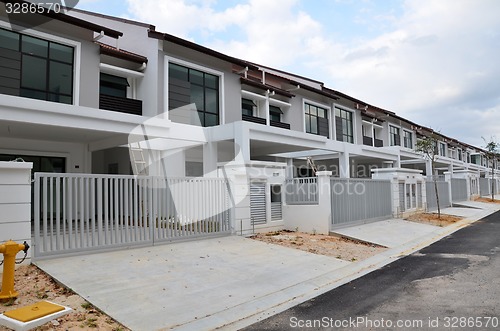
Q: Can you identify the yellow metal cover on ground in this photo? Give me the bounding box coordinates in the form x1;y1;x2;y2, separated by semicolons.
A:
3;301;65;322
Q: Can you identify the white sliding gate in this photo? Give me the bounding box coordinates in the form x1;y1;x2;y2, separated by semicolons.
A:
33;173;232;259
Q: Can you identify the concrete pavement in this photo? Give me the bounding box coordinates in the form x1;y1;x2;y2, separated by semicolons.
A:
35;201;500;331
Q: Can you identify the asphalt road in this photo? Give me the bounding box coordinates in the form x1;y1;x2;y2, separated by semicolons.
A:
244;211;500;330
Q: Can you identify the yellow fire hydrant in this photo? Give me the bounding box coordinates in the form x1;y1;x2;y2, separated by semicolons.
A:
0;240;29;301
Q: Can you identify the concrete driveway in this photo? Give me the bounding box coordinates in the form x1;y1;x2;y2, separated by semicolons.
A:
36;236;349;331
35;203;500;330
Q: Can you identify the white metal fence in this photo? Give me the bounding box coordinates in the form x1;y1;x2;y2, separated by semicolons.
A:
33;173;232;259
479;178;492;196
426;180;451;211
285;178;318;205
451;178;468;202
330;178;392;226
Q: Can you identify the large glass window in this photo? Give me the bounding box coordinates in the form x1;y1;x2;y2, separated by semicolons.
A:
305;103;329;137
403;130;413;148
0;28;74;104
168;62;219;127
335;107;353;143
389;125;401;146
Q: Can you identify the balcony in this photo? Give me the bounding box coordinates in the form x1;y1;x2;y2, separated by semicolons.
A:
242;114;290;129
270;120;291;130
99;94;142;116
363;136;384;147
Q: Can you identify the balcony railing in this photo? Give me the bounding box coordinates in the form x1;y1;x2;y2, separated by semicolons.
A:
242;113;266;124
242;114;290;129
363;136;383;147
270;120;290;130
363;136;372;146
99;94;142;116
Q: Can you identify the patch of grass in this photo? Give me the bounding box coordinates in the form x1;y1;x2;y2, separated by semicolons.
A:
83;317;98;328
36;290;48;300
81;302;93;310
3;298;16;306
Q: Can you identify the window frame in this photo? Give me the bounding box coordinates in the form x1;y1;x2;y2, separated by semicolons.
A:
439;142;447;157
241;98;257;117
403;129;413;149
0;21;81;106
269;105;282;122
304;101;329;137
164;56;225;125
334;105;354;143
389;125;401;146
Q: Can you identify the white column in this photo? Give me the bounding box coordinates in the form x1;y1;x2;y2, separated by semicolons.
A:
203;142;218;177
0;162;33;263
285;158;294;178
339;152;350;178
265;92;270;126
234;123;250;163
425;159;433;177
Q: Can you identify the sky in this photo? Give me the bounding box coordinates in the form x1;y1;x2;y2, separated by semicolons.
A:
75;0;500;148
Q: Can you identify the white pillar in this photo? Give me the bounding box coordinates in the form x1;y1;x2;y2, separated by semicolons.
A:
285;158;294;178
265;92;270;126
339;152;350;178
316;171;332;233
203;141;218;177
234;123;250;163
425;159;433;177
0;162;33;264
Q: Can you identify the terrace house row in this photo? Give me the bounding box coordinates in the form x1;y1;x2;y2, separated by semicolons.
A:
0;5;498;238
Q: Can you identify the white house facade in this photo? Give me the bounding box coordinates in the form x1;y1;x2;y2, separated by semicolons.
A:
0;5;498;254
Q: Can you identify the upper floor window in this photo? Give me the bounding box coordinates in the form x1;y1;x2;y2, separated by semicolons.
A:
389;125;400;146
168;62;219;127
270;105;282;122
335;107;353;143
403;130;413;148
0;28;74;104
439;142;447;157
305;103;329;137
241;98;256;116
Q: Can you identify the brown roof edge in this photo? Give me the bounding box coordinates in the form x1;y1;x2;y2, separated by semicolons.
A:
290;80;339;100
1;0;123;38
148;30;259;70
98;42;148;64
251;62;324;85
240;77;295;98
68;7;155;30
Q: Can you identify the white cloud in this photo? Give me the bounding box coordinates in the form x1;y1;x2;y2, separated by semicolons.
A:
124;0;500;146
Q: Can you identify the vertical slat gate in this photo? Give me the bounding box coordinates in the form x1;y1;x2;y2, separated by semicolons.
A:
331;178;392;227
250;181;267;225
33;173;233;260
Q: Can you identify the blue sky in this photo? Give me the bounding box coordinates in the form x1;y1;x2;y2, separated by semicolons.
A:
75;0;500;148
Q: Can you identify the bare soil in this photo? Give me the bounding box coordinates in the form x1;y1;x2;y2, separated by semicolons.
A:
251;230;387;262
405;212;463;227
0;264;129;331
474;197;500;204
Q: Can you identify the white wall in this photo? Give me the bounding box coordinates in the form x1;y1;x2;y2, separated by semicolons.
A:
0;162;33;264
283;172;332;234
